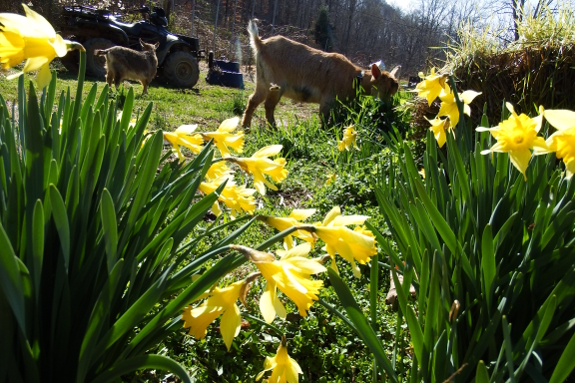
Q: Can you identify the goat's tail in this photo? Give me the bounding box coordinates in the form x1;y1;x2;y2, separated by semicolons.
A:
247;19;262;53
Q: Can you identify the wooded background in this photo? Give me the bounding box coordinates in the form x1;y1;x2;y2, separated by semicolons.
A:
2;0;569;76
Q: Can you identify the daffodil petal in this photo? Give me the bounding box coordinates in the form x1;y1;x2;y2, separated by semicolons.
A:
253;144;283;158
460;90;481;104
176;124;198;134
281;243;311;260
220;303;241;351
36;63;52;89
288;209;316;220
322;206;341;226
544;109;575;131
23;4;56;38
332;215;369;226
509;150;532;180
260;284;278;323
218;117;240;132
23;56;49;72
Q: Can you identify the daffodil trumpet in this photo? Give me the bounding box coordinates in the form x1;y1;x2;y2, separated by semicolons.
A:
0;4;83;89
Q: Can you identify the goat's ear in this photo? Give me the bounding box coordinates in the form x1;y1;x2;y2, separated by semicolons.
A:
371;63;381;79
154;42;160;49
139;38;144;46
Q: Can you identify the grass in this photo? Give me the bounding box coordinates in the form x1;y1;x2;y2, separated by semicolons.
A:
0;62;412;382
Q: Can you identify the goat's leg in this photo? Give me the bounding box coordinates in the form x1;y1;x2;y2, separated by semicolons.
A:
242;88;267;128
106;71;114;89
319;101;332;126
114;76;122;92
141;80;149;95
264;90;282;128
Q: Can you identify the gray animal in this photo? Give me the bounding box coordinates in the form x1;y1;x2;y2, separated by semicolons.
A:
95;39;159;95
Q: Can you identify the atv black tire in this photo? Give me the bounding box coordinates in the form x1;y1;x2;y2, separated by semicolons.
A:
59;49;79;74
162;51;199;88
84;38;114;78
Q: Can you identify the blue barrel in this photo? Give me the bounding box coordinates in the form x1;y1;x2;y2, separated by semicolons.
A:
215;60;240;73
221;71;244;89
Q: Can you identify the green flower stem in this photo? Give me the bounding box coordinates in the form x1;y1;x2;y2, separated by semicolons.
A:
242;312;284;338
317;297;356;332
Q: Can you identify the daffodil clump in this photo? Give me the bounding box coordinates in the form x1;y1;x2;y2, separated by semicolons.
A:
414;70;575;181
414;69;480;148
162;117;288;216
181;242;323;382
182;205;379;381
0;4;83;89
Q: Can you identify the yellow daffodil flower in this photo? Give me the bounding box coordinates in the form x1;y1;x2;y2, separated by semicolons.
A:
206;161;233;181
543;109;575;178
0;4;79;89
238;243;325;323
337;125;359;151
163;126;204;161
313;206;377;278
477;103;550;181
200;117;244;157
182;280;244;351
414;68;448;106
256;337;302;383
227;145;288;195
199;177;256;217
326;172;337;185
425;116;451;148
437;84;481;127
258;209;317;249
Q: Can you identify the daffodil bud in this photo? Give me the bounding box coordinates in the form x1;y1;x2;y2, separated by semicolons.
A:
230;244;275;263
239;272;261;307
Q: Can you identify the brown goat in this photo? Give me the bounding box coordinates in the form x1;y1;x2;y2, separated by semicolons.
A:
242;20;399;128
95;39;159;95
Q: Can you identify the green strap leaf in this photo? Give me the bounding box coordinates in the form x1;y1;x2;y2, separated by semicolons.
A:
481;225;496;309
49;185;70;272
0;222;26;336
328;268;398;382
475;360;490;383
100;189;118;274
31;200;44;302
76;260;124;383
549;329;575;383
89;354;191;383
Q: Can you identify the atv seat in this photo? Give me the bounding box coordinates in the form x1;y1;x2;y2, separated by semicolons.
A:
113;21;143;35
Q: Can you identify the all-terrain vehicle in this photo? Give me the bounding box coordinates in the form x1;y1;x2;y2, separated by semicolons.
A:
60;5;203;88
